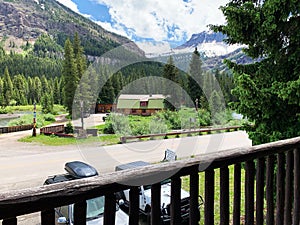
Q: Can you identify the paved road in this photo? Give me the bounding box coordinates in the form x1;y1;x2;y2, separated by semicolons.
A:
0;129;251;192
0;115;252;225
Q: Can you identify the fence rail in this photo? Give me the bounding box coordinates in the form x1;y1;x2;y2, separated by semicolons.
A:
40;124;65;134
0;136;299;225
120;125;241;143
0;124;33;134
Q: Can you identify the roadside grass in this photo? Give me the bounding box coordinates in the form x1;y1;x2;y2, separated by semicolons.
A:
19;134;120;146
181;165;246;224
6;104;66;114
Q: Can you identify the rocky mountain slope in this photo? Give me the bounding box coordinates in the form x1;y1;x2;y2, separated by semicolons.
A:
174;31;243;57
0;0;144;56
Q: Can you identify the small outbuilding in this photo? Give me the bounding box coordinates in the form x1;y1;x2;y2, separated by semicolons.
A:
117;94;165;116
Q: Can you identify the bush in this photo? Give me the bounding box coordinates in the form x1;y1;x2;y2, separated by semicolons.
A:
103;113;131;136
65;121;74;134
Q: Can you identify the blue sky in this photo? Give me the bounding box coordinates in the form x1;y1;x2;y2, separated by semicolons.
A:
56;0;229;52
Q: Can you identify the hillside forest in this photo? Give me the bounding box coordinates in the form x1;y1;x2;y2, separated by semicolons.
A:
0;33;235;116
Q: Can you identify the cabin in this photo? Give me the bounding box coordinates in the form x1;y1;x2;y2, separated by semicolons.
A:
116;94;165;116
96;103;116;113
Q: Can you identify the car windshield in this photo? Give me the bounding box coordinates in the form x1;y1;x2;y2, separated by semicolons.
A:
86;196;105;220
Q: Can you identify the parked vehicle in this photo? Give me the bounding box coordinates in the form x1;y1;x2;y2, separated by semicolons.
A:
44;161;129;225
115;161;201;224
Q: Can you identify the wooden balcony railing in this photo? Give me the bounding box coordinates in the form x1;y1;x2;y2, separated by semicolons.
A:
0;136;299;225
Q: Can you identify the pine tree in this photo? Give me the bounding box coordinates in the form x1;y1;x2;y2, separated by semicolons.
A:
2;67;13;107
163;56;181;110
62;38;78;116
211;0;300;144
188;48;203;104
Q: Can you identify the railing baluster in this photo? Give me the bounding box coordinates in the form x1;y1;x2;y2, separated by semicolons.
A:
284;150;294;225
171;176;181;225
74;201;87;225
245;160;255;225
41;209;55;225
151;183;161;225
233;163;241;225
293;148;300;224
220;166;229;225
189;166;199;225
276;153;285;225
2;217;17;225
104;193;116;225
205;169;214;225
256;158;265;225
266;155;275;225
129;187;139;225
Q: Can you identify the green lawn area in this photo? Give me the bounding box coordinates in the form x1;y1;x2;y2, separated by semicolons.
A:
19;134;121;146
181;165;246;224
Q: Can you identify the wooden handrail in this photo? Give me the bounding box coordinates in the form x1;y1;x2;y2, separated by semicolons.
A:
0;136;299;224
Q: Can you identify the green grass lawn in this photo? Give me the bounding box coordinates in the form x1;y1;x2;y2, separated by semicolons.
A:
181;165;246;224
19;134;121;146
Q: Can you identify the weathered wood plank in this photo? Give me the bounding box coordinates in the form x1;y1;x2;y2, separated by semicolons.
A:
284;150;293;225
41;209;55;225
293;148;300;225
129;187;139;225
170;176;181;225
104;193;116;225
189;166;199;225
266;155;275;225
233;163;241;225
276;153;285;225
256;158;265;225
245;160;255;225
151;183;161;225
74;201;86;225
220;166;229;225
205;170;214;225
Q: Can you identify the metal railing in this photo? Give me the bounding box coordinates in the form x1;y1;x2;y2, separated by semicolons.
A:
0;136;299;225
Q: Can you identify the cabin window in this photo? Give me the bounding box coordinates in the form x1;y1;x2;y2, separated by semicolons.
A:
140;101;148;107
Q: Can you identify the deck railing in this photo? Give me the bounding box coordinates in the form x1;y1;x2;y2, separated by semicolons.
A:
0;136;299;225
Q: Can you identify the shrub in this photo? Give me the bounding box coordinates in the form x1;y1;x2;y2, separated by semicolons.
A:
65;121;74;134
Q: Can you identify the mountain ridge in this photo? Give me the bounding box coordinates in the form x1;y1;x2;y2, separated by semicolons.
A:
0;0;144;57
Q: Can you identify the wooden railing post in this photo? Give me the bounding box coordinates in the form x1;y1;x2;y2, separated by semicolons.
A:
220;166;229;225
293;148;300;224
233;163;241;225
189;166;199;225
276;153;285;225
151;183;161;225
284;150;294;225
41;209;55;225
170;176;181;225
2;217;17;225
266;155;275;225
129;187;139;225
245;160;255;225
73;201;87;225
104;193;116;225
205;169;214;225
256;158;265;225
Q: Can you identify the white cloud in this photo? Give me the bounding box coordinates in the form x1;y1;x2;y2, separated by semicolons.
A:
56;0;80;13
56;0;92;19
94;0;229;42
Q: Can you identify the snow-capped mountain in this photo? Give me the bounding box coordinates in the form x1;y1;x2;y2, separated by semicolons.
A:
173;31;243;57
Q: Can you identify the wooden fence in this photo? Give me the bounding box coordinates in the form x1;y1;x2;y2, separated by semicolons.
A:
120;125;241;143
0;124;33;134
40;125;65;134
0;136;299;225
